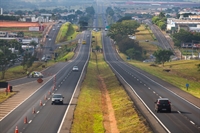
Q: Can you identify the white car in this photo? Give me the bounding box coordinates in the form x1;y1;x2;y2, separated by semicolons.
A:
29;71;43;78
49;38;52;41
72;66;79;71
51;94;64;105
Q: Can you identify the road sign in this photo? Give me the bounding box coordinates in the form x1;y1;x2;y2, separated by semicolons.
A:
106;26;110;29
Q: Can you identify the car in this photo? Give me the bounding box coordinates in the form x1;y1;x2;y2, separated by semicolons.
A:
82;40;86;44
29;71;44;78
155;98;171;113
53;28;55;31
72;66;79;71
49;38;51;41
51;94;64;105
145;40;149;42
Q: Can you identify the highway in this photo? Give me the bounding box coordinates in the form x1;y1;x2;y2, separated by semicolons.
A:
0;30;91;133
96;2;200;133
101;16;200;133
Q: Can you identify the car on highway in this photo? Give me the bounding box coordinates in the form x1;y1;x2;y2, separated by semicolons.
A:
29;71;43;78
49;38;51;41
82;40;86;44
155;98;171;113
72;66;79;71
51;94;64;105
145;40;149;42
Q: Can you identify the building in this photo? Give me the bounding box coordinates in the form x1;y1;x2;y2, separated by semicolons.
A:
167;18;200;33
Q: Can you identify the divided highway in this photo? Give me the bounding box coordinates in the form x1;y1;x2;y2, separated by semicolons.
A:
0;31;91;133
102;31;200;133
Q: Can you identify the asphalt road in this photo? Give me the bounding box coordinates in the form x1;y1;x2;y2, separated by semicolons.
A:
102;30;200;133
0;31;91;133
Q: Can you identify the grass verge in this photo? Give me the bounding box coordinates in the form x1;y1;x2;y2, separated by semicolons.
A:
0;91;16;103
71;31;152;133
56;22;70;43
119;52;200;98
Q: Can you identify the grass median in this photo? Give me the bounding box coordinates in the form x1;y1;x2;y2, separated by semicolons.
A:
71;32;152;133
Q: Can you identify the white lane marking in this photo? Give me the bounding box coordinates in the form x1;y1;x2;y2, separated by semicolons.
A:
122;60;200;110
190;121;195;125
0;77;53;121
103;38;171;133
57;31;91;133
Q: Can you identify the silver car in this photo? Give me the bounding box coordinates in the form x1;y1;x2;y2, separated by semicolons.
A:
29;71;43;78
51;94;64;105
72;66;79;71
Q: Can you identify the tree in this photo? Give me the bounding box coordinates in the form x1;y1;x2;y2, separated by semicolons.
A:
17;31;24;37
106;7;114;17
85;6;95;16
153;49;174;67
173;29;193;44
126;48;141;60
107;20;140;40
117;16;132;22
152;16;160;24
0;47;17;79
75;10;83;15
159;12;165;19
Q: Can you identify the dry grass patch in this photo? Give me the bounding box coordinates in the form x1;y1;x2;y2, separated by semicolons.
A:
98;61;152;133
0;91;16;103
71;53;104;133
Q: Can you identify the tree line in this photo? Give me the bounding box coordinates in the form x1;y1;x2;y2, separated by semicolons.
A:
0;39;37;79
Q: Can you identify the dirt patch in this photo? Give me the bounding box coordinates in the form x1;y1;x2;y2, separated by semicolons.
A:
99;76;119;133
0;21;48;28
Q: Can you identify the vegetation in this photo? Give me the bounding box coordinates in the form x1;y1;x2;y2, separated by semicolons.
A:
0;15;19;21
56;22;78;43
152;12;167;30
120;55;200;98
108;20;146;60
0;91;16;103
71;31;151;133
153;49;174;66
106;7;114;17
107;20;140;40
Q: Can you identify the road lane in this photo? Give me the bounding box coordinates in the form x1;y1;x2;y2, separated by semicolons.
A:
0;31;91;133
102;31;200;132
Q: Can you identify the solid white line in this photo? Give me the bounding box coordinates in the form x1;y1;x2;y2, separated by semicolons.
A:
57;31;91;133
122;60;200;110
0;77;53;121
103;35;171;133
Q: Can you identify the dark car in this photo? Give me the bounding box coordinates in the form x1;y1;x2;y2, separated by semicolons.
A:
155;98;171;113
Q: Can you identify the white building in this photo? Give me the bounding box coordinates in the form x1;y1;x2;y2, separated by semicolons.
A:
167;18;200;32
